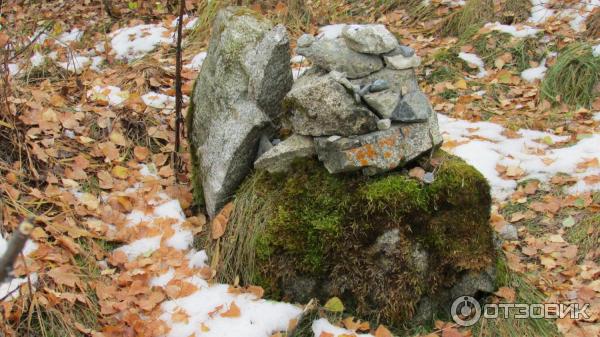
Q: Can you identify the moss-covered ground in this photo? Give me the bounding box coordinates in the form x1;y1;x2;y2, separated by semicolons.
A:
205;150;496;326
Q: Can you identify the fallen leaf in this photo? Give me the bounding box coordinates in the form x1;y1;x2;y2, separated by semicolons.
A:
220;301;241;318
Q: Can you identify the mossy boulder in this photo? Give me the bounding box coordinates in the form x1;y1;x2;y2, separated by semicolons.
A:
204;150;496;326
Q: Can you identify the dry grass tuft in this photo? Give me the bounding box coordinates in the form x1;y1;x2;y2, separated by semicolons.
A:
438;0;495;37
586;8;600;38
540;42;600;108
499;0;533;25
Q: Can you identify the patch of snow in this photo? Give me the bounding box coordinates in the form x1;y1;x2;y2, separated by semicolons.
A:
593;112;600;121
150;268;175;287
87;85;129;106
317;24;346;39
110;24;172;61
185;17;198;30
458;52;487;78
90;56;105;71
529;0;555;24
187;250;208;269
521;58;547;82
439;114;600;199
593;44;600;57
441;0;465;7
115;235;162;261
8;63;20;76
293;66;310;80
58;55;90;74
485;22;540;38
312;318;374;337
185;51;207;70
58;28;83;44
159;283;302;337
142;92;175;109
290;55;305;64
30;52;45;67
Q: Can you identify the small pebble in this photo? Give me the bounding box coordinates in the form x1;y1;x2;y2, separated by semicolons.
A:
377;119;391;130
327;135;342;142
369;79;390;93
423;172;435;184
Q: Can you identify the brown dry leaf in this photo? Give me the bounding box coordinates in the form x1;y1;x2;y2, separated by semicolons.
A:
220;301;241;318
247;285;264;299
408;167;425;180
172;308;190;323
134;146;149;161
47;265;81;288
57;235;81;254
80;193;100;210
0;32;9;48
441;327;463;337
374;325;393;337
495;286;516;302
112;165;129;179
109;131;128;146
211;202;234;239
319;332;334;337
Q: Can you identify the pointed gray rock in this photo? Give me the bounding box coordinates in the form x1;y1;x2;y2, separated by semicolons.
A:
384;54;421;70
189;7;293;218
284;70;378;136
254;134;316;173
362;89;400;119
391;91;432;123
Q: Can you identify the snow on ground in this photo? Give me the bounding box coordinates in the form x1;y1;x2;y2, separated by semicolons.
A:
87;85;129;106
97;164;301;337
293;66;310;80
594;112;600;121
458;52;487;78
485;22;540;38
290;55;305;64
58;28;83;44
312;318;373;337
438;114;600;199
0;236;39;300
110;23;173;60
529;0;555;24
7;63;20;76
593;44;600;57
30;52;45;67
521;57;548;82
185;51;207;70
142;92;176;109
58;55;90;74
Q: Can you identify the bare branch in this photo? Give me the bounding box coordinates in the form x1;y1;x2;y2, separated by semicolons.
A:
0;218;34;283
173;0;185;180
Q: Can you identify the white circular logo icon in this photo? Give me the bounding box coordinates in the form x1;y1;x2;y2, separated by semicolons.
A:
451;296;481;326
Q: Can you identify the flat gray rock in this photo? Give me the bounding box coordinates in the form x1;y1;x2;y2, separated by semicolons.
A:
189;7;293;218
362;89;400;119
341;24;398;54
314;110;442;175
384;54;421;70
284;71;379;137
254;134;315;173
391;91;432;123
296;36;383;79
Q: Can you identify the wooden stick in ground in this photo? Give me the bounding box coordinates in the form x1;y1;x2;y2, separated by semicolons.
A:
173;0;185;179
0;218;34;283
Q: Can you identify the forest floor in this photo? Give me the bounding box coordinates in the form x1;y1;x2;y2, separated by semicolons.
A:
0;0;599;336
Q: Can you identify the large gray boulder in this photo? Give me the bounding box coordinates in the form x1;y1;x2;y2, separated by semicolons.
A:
189;7;293;217
283;70;379;136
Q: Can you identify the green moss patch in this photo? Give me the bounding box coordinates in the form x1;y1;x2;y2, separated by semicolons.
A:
204;150;495;325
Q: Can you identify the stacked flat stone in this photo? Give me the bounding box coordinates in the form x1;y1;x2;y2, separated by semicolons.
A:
255;24;442;175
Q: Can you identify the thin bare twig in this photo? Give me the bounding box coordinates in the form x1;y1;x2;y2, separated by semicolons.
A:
0;218;34;283
173;0;185;179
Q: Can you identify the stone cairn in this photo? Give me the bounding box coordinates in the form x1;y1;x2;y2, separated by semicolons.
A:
255;24;442;176
189;8;496;325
